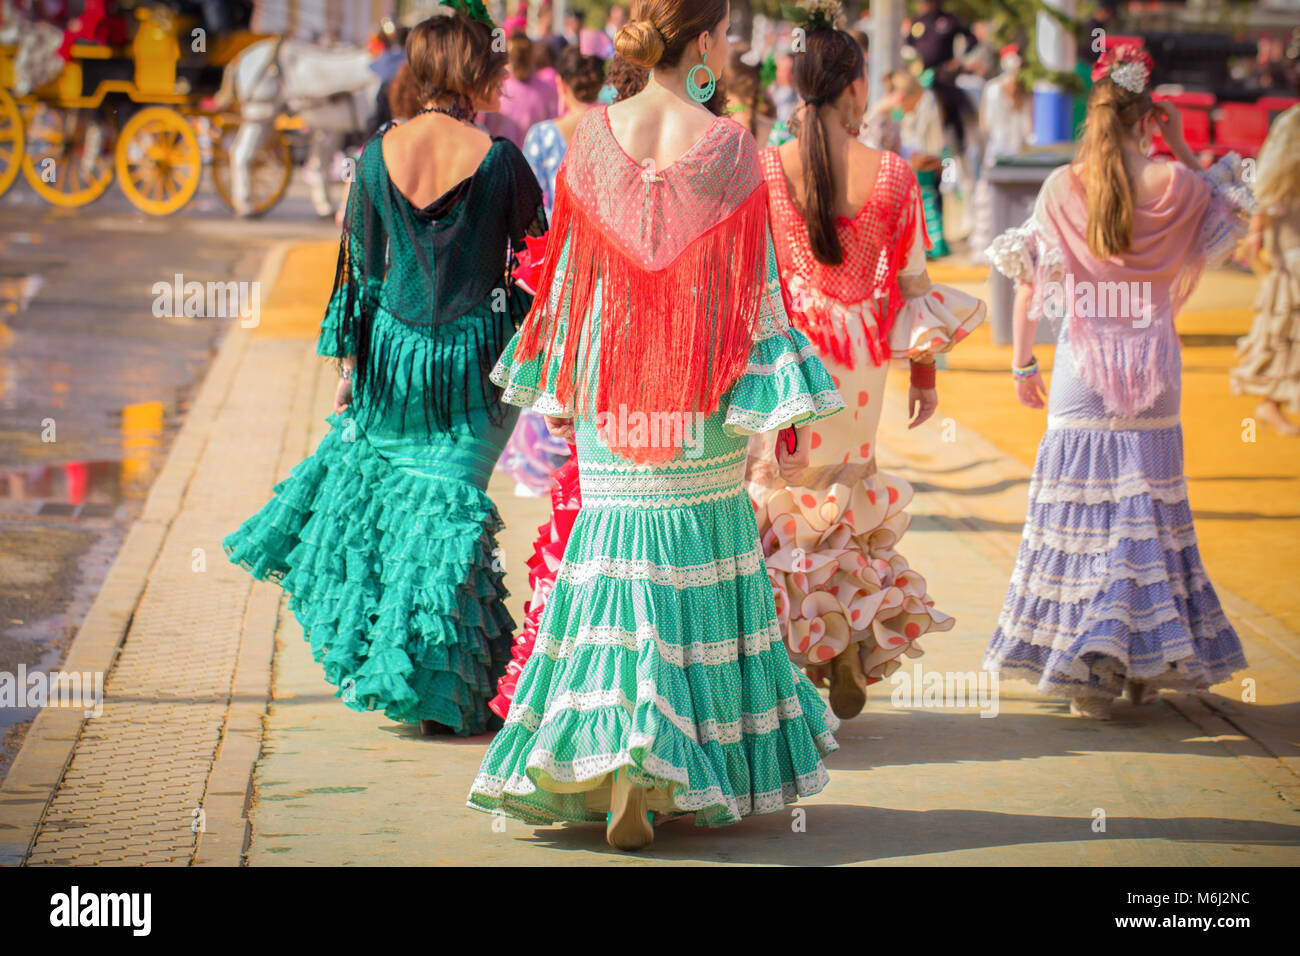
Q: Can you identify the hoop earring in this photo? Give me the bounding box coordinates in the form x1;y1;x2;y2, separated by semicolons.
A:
687;52;716;104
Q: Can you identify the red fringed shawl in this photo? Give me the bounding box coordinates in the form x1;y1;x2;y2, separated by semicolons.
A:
761;147;929;369
513;108;770;464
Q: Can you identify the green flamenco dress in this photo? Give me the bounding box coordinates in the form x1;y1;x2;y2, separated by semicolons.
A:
468;110;845;825
468;237;845;826
224;130;545;735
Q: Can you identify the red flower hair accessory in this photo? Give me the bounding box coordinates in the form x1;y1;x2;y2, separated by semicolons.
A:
1091;42;1154;94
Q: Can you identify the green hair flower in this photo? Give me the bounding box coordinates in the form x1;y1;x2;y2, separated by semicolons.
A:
439;0;496;31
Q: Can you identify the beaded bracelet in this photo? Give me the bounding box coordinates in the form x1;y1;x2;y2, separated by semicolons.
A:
340;365;353;383
1011;356;1039;381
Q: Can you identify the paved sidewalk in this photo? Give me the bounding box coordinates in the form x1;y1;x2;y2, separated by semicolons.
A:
2;243;1297;866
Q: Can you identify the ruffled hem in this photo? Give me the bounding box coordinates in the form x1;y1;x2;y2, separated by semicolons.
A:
490;330;574;416
887;284;987;360
1228;269;1300;411
223;413;513;733
984;422;1246;698
489;450;582;719
751;469;954;678
469;669;838;828
724;322;846;436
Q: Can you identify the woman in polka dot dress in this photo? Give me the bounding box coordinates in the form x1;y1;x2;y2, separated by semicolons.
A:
750;21;985;719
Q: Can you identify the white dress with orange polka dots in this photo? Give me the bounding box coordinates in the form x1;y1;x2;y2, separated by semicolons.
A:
751;149;986;678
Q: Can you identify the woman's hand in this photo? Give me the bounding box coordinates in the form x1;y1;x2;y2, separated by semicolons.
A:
907;386;938;428
776;425;811;481
334;376;353;414
1014;370;1048;409
1152;100;1185;149
544;415;575;439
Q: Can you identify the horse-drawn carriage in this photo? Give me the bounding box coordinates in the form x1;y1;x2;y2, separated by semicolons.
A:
0;3;362;216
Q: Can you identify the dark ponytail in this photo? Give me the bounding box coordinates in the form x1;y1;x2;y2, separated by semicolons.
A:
792;28;865;266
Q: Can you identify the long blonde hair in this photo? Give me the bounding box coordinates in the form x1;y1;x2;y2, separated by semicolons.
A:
1254;105;1300;213
1076;77;1154;259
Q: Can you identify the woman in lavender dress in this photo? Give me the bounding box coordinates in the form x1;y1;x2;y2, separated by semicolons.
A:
983;45;1254;719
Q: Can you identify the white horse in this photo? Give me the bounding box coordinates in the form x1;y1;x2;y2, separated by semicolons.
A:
216;39;379;217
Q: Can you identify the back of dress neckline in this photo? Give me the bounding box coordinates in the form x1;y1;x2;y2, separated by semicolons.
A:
377;133;505;216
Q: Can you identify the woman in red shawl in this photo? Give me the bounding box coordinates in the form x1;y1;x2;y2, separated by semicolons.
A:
469;0;844;851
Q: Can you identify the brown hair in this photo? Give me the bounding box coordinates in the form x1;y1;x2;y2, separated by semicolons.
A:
792;28;866;266
726;49;775;138
557;45;607;104
1077;76;1155;258
508;32;534;83
606;52;649;102
406;11;507;115
387;63;424;121
613;0;728;70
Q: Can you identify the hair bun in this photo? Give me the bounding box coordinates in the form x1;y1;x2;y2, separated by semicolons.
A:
615;19;665;69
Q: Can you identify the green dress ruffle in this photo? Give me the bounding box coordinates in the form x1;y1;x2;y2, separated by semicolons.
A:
224;308;519;733
223;132;541;735
467;237;847;826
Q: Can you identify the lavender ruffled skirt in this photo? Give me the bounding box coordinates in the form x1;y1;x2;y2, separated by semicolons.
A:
984;337;1247;698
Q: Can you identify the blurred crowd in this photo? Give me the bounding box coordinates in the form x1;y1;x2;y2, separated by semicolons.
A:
353;0;1300;263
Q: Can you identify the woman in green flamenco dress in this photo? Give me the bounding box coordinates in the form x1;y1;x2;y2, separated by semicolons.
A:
467;0;845;851
223;8;546;737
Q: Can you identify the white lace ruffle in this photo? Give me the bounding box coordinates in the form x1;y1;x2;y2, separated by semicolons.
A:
1022;517;1200;556
1028;471;1188;505
470;756;831;822
1047;413;1181;431
579;452;747;508
985;219;1066;286
1195;152;1255;268
505;677;808;749
530;620;781;668
1009;560;1213;604
745;341;822;375
724;388;844;436
994;592;1232;643
579;448;746;473
556;548;766;589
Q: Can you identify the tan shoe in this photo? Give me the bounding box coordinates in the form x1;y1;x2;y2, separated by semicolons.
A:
829;648;868;720
1070;696;1114;720
606;769;654;852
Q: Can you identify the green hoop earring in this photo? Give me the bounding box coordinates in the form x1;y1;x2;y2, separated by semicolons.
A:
687;53;716;104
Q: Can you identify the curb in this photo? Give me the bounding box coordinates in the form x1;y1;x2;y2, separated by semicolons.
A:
0;241;293;867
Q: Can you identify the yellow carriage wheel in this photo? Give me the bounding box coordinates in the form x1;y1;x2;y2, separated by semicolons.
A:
115;107;201;216
0;87;23;197
21;104;115;207
209;116;292;217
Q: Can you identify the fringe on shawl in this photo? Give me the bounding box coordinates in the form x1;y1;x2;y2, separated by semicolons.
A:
514;173;771;464
776;166;929;371
329;168;533;437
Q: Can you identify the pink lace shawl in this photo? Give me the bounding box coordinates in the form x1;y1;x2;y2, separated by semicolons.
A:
1032;162;1216;417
